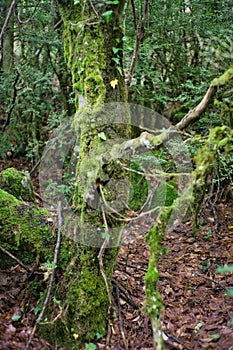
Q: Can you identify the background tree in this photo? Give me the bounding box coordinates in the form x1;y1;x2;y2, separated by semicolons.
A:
0;0;73;161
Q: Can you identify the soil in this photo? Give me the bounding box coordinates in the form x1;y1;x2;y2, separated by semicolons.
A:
0;158;233;350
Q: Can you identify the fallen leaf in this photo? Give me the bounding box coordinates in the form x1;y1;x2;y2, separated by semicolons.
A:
110;78;118;89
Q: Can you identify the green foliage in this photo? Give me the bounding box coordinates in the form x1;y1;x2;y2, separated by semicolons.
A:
124;0;233;124
85;343;97;350
217;264;233;325
129;150;178;211
217;265;233;274
129;161;148;211
0;0;74;160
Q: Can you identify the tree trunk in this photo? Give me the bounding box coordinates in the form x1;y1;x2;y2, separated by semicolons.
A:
43;1;130;347
0;0;14;71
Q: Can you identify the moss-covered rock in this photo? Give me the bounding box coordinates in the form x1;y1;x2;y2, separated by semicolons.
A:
0;188;53;268
0;167;35;202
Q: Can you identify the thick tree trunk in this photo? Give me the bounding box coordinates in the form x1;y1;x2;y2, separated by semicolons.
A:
44;1;129;347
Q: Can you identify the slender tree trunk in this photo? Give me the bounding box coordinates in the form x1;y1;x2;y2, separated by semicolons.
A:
0;0;14;71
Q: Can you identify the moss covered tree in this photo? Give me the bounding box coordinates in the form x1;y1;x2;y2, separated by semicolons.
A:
41;0;131;348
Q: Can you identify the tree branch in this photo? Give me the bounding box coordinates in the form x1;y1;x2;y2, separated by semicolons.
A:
125;0;149;93
130;0;137;31
2;71;20;132
176;66;233;131
0;0;18;49
0;245;30;272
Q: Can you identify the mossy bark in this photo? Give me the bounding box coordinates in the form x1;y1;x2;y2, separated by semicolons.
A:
42;1;129;348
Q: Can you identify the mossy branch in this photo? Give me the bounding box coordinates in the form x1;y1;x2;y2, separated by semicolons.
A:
176;66;233;131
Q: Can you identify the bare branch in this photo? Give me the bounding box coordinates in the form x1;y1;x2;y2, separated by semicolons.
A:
97;204;114;305
15;0;41;25
125;0;149;93
130;0;137;31
2;71;20;132
0;0;18;49
0;245;30;272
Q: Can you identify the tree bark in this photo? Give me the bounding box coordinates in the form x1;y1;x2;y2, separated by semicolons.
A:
43;1;130;347
0;0;16;69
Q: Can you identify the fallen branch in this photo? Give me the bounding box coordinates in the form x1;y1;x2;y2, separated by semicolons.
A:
0;245;30;272
25;201;63;349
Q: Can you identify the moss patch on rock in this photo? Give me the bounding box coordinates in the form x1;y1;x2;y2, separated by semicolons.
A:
0;167;35;202
0;188;53;268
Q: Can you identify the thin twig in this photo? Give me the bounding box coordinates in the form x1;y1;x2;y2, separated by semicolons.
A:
194;270;225;289
88;0;99;17
115;281;128;350
15;0;41;25
25;201;63;349
99;185;126;219
0;245;30;272
98;205;113;305
2;71;20;132
130;0;137;31
125;0;149;93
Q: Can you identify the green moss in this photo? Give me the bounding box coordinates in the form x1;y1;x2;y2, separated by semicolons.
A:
211;66;233;87
63;21;106;112
40;245;118;348
0;167;35;202
0;189;53;267
144;207;172;319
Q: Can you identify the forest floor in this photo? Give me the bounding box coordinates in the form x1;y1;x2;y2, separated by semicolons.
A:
0;158;233;350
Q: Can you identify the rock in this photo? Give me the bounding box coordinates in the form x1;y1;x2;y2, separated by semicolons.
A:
0;167;35;202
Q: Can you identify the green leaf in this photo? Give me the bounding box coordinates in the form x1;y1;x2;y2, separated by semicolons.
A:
112;57;120;65
106;0;119;4
12;315;21;322
211;333;221;340
112;47;121;55
34;306;42;315
98;132;107;141
116;65;123;74
216;264;233;273
102;10;113;23
96;332;103;340
85;343;97;350
40;261;57;270
194;322;203;333
226;288;233;297
101;232;110;241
